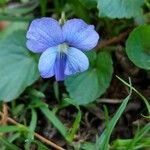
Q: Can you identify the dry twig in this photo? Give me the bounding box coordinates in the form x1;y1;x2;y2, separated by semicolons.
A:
96;29;132;51
0;103;8;125
99;98;123;104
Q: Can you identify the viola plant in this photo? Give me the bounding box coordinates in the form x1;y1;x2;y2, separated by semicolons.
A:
26;17;99;81
0;1;150;150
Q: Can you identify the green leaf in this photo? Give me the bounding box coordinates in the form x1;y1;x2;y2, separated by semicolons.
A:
111;139;132;150
0;1;39;15
127;122;150;149
97;0;144;18
65;70;100;104
65;51;113;105
40;0;48;16
0;15;33;22
0;22;27;38
0;0;8;5
0;125;20;133
0;30;39;101
53;81;60;101
0;133;21;150
36;141;51;150
95;78;132;150
0;137;21;150
67;0;91;22
65;98;82;143
29;109;37;138
7;133;21;143
80;142;95;150
111;123;150;150
40;105;68;138
126;25;150;70
79;0;97;9
67;110;81;142
25;108;37;149
11;104;25;116
117;76;150;115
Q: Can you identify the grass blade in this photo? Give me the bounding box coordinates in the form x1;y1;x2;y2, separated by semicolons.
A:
127;122;150;149
116;75;150;114
95;78;132;150
25;108;37;149
28;108;37;140
40;105;68;138
0;137;21;150
0;125;20;133
66;109;82;143
64;98;82;143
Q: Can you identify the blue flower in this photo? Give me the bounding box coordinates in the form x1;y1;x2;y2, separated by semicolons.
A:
26;17;99;81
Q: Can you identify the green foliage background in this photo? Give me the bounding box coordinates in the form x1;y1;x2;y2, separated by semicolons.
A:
0;0;150;150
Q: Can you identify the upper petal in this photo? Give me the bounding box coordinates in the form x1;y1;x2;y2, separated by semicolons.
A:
38;47;57;78
26;17;64;53
62;19;99;51
65;47;89;75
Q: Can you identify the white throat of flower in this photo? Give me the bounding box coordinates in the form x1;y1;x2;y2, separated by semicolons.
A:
57;43;69;54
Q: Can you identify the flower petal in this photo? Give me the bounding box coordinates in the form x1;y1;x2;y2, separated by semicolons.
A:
62;19;99;51
65;47;89;75
55;53;67;81
38;47;57;78
26;17;64;53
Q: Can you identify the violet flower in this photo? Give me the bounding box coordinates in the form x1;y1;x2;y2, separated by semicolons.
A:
26;17;99;81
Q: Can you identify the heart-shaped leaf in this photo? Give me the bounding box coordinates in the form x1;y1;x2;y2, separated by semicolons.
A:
0;30;39;101
97;0;144;19
126;25;150;70
65;51;113;105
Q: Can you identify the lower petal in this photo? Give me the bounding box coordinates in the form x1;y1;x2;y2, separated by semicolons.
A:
65;47;89;75
55;53;67;81
38;47;57;78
